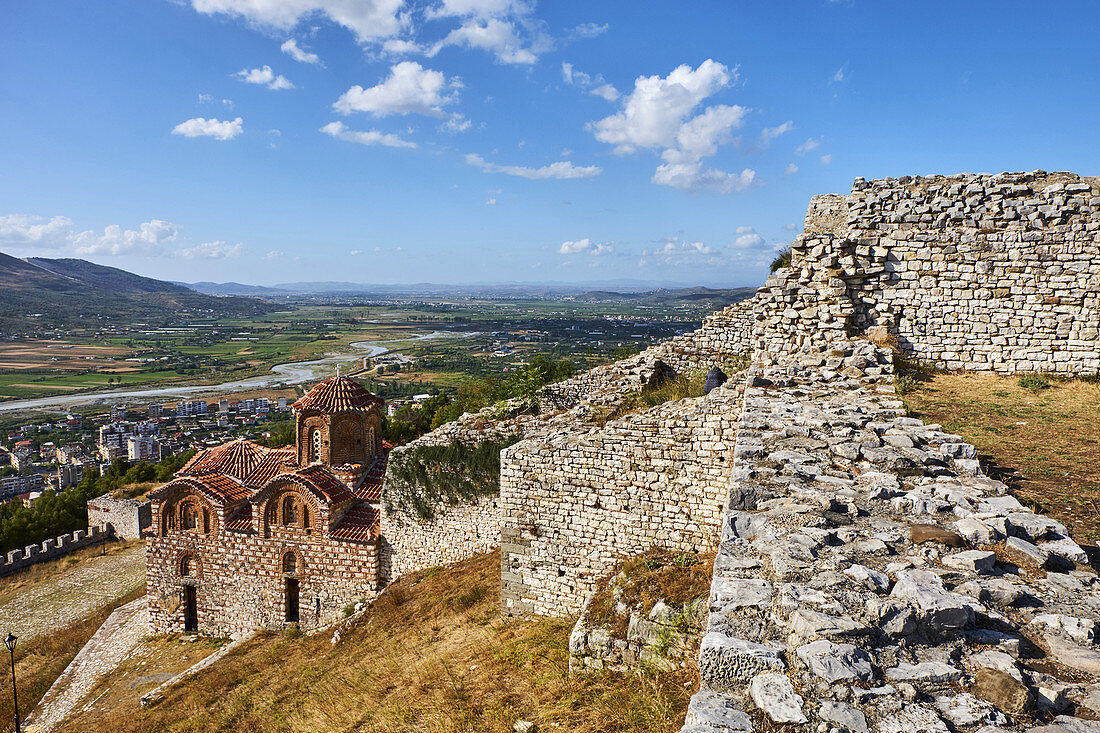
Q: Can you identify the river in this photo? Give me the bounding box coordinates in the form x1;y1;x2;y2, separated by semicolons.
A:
0;331;476;414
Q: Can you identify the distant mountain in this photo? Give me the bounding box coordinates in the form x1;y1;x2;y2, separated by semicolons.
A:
573;286;758;306
185;281;289;296
0;252;272;331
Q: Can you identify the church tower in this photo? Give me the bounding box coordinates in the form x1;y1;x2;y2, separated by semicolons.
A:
290;374;384;468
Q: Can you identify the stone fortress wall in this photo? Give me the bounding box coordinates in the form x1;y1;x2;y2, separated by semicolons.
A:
0;525;110;578
87;493;152;541
759;171;1100;373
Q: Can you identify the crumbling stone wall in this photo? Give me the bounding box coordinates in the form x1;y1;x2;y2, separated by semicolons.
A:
380;495;500;581
680;339;1100;733
500;383;744;617
760;172;1100;374
87;493;151;541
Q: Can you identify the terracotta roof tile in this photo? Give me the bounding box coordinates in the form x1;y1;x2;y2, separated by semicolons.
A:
266;465;355;505
180;439;269;482
158;473;252;505
330;504;380;543
292;376;382;413
353;446;391;501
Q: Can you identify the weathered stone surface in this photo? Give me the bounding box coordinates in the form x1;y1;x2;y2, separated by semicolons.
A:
700;633;785;690
890;569;973;632
684;689;755;732
972;667;1034;716
877;704;949;733
1003;536;1049;568
795;640;874;683
749;672;806;724
819;701;868;733
885;661;962;684
934;693;1007;728
943;550;996;573
910;524;965;547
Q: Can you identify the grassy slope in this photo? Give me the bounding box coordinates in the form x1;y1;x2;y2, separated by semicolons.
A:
76;551;697;733
903;372;1100;544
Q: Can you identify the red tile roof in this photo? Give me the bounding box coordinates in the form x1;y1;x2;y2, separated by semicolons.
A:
330;504;380;543
161;473;252;504
292;376;382;413
179;438;268;481
265;465;356;505
353;449;391;501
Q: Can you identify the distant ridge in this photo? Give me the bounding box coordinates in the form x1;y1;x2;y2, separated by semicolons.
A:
0;252;271;330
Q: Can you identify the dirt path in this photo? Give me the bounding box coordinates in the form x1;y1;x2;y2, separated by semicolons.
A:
24;598;148;732
0;544;146;642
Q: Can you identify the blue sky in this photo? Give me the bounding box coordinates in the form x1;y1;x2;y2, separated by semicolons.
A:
1;1;1098;287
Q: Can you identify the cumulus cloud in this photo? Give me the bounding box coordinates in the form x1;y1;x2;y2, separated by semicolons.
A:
820;153;832;166
0;214;250;259
589;60;754;194
785;162;799;175
334;62;460;117
281;38;322;65
782;222;801;231
178;240;243;259
426;0;530;19
234;65;294;90
198;93;234;107
651;162;754;194
0;215;182;256
559;237;611;255
430;18;538;64
730;225;765;249
640;236;721;267
189;0;406;44
320;120;417;148
795;136;821;156
590;84;619;102
465;153;601;180
171;116;243;140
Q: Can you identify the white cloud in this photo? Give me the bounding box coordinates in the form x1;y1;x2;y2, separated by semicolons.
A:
426;0;530;19
831;66;846;84
234;65;294;90
590;60;755;194
0;215;182;256
651;161;754;194
189;0;406;44
281;38;322;65
198;93;234;107
334;62;460;117
562;62;620;101
820;153;832;166
441;113;471;132
178;240;243;259
485;197;497;205
0;214;75;250
171;116;243;140
590;83;619;102
759;120;793;146
321;121;417;149
569;22;608;39
559;238;611;255
465;153;601;180
349;249;363;255
784;162;799;175
795;136;821;156
782;222;800;231
730;226;765;249
431;18;537;64
382;38;422;55
591;60;738;153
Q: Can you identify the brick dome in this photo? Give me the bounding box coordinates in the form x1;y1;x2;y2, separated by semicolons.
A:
292;376;382;414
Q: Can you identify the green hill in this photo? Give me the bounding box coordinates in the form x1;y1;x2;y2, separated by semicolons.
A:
0;252;271;331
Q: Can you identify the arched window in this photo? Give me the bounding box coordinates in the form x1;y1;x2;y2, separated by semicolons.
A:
311;429;323;463
202;509;210;534
181;503;198;531
282;552;297;574
302;510;310;533
367;427;376;457
283;496;297;525
180;555;197;577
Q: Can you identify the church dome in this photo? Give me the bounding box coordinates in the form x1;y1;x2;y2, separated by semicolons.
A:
292;376;382;414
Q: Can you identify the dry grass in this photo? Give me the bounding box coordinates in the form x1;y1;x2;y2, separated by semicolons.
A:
588;549;715;638
903;372;1100;544
0;539;141;607
0;585;146;730
72;551;697;733
595;373;707;427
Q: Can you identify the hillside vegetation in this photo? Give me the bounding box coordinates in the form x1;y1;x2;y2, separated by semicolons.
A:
68;551;696;733
0;251;270;329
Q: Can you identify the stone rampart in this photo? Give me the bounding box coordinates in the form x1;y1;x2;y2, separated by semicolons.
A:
88;493;151;541
0;525;110;578
680;338;1100;733
379;494;500;582
760;172;1100;374
500;382;745;617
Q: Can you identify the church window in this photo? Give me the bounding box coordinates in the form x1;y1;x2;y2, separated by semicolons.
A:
311;429;323;463
283;496;297;525
202;509;210;534
282;552;297;574
180;555;197;577
181;503;198;531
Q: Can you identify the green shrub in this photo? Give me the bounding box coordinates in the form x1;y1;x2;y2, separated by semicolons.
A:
769;247;792;273
1019;375;1050;391
895;374;918;396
